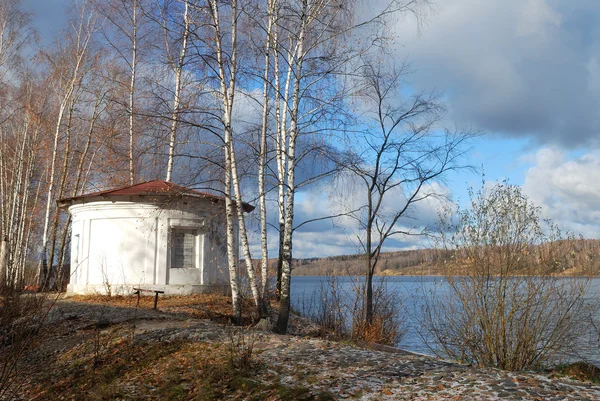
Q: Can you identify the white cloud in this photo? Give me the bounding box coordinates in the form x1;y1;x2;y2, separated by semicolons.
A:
517;0;561;38
283;177;453;258
522;147;600;237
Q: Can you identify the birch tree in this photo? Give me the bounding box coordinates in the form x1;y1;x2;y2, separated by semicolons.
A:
0;0;30;81
0;82;43;289
158;0;192;182
348;60;474;327
54;76;111;286
204;0;246;322
95;0;152;184
38;1;99;288
272;0;425;334
205;0;289;321
0;0;33;289
255;0;277;309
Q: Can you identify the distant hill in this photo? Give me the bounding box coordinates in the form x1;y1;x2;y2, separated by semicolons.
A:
291;239;600;276
291;248;448;276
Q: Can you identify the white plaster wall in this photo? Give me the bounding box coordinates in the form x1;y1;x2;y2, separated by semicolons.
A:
66;197;230;295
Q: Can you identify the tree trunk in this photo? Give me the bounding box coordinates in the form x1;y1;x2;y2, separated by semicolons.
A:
165;0;190;182
258;0;276;314
0;237;7;289
209;0;242;324
47;97;75;290
273;27;293;300
230;137;264;317
275;13;306;333
39;95;68;288
38;6;93;287
365;194;374;324
128;0;138;185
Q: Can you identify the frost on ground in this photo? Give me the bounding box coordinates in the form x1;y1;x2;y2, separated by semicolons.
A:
3;297;599;401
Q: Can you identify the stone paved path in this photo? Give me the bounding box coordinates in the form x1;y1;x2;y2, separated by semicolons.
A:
254;334;600;400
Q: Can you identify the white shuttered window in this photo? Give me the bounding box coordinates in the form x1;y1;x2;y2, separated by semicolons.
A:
171;228;197;268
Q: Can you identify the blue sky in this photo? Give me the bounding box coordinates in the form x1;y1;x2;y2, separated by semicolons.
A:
24;0;600;257
292;0;600;257
23;0;65;41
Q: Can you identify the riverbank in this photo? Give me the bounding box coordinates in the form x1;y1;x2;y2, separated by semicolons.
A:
5;295;600;400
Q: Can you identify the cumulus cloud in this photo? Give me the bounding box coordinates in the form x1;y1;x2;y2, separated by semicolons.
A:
522;147;600;237
383;0;600;146
284;177;453;257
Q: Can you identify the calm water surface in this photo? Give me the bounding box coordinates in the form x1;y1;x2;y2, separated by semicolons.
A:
290;276;600;366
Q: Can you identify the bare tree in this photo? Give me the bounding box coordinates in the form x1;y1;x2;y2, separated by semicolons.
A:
422;182;591;370
346;59;475;328
255;0;277;316
38;0;99;288
0;80;42;289
95;0;153;184
205;0;246;323
272;0;428;334
151;0;192;181
0;0;37;289
272;0;365;334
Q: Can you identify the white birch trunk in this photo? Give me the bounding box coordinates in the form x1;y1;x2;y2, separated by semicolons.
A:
38;8;93;286
15;123;38;287
274;35;294;297
47;97;75;288
5;120;28;286
128;0;138;185
165;0;190;182
258;0;277;301
275;4;307;334
230;134;263;316
0;238;7;287
209;0;242;323
39;93;69;286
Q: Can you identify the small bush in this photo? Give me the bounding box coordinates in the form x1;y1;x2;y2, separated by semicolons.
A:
300;274;404;346
228;325;258;370
350;277;403;345
300;273;347;338
422;182;591;370
0;289;49;398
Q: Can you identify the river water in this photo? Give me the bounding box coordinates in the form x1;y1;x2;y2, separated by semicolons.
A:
290;276;600;366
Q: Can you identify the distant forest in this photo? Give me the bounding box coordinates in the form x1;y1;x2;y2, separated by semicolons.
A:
291;239;600;276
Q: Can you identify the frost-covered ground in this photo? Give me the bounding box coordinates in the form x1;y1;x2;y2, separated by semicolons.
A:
7;298;600;400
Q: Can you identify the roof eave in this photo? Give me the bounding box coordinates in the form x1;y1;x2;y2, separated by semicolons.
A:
57;193;255;213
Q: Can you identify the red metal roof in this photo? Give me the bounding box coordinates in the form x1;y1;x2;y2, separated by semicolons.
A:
58;179;254;212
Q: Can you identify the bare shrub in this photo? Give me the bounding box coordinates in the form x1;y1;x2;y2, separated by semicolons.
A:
0;288;50;398
227;325;258;370
350;278;404;346
422;182;591;370
299;273;348;338
300;274;405;346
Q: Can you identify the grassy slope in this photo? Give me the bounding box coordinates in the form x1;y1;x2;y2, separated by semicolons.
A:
6;295;600;400
11;295;335;401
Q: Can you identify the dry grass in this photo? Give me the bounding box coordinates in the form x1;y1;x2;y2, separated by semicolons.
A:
11;294;335;401
552;362;600;384
300;275;404;346
69;293;258;324
0;291;52;398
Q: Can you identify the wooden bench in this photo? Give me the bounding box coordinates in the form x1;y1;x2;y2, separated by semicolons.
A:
133;288;165;310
